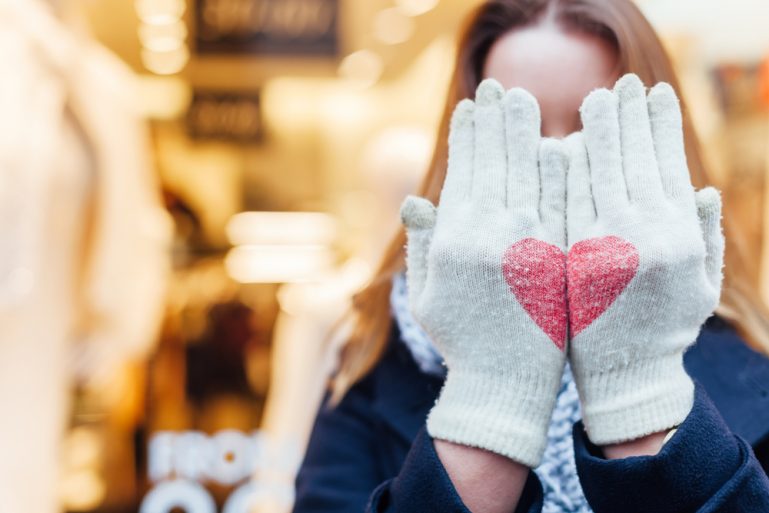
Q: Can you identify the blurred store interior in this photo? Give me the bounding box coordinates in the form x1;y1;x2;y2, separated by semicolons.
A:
0;0;768;512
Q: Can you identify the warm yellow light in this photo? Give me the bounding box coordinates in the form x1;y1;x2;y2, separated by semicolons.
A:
60;471;106;511
276;257;373;315
374;8;415;45
136;75;192;119
338;50;384;88
226;212;338;246
135;0;186;24
141;46;190;75
139;19;188;52
64;427;101;469
225;245;335;284
395;0;440;17
362;126;434;180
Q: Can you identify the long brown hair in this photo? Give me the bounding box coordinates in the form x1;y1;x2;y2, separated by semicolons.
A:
330;0;769;403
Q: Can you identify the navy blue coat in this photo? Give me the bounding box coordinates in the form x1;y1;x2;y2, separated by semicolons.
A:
293;317;769;512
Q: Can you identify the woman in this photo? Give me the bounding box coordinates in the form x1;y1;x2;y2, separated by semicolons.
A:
293;1;769;512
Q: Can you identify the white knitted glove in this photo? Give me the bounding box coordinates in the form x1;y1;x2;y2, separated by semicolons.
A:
400;79;569;467
565;74;724;445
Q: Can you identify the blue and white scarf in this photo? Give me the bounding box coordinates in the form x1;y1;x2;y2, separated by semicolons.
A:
390;273;593;513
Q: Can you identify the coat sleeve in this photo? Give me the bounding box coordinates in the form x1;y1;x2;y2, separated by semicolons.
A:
292;374;543;513
573;383;769;513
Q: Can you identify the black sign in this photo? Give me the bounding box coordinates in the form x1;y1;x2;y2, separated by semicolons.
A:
186;91;263;143
195;0;338;56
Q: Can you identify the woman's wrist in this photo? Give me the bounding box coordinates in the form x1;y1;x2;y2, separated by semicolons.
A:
434;439;529;513
601;429;673;459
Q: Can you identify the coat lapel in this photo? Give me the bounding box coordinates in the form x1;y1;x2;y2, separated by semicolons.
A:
685;317;769;446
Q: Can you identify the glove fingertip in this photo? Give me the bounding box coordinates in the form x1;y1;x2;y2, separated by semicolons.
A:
400;195;437;230
648;81;680;107
579;87;616;121
695;187;725;290
475;78;505;105
695;187;722;220
539;137;568;166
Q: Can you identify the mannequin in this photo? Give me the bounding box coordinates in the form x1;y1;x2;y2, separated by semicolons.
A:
0;0;171;511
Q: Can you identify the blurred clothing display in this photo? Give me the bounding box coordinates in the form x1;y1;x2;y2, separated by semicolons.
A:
0;0;171;512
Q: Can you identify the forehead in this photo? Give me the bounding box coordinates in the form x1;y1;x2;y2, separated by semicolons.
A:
482;23;619;112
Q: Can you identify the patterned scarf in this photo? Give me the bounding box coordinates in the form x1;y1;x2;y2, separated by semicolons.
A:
390;273;593;513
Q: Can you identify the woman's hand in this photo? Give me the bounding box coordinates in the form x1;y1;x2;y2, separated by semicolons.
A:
401;78;569;468
564;74;725;446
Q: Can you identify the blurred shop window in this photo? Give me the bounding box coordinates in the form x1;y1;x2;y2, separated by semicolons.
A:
711;64;769;284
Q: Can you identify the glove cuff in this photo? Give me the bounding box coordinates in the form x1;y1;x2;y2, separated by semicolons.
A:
426;365;563;468
573;351;694;445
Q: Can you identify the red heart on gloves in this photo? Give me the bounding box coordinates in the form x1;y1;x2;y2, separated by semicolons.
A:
503;238;568;350
502;236;639;348
567;236;639;337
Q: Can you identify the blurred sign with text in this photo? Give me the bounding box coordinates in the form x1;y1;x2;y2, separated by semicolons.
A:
140;429;300;513
195;0;339;56
187;91;263;143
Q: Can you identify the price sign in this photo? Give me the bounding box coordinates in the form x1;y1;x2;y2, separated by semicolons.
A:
195;0;338;56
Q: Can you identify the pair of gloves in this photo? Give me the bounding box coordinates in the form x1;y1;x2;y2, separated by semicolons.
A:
400;74;724;467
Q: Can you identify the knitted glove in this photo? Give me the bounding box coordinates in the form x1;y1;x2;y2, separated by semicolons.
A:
400;79;569;467
564;74;724;445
